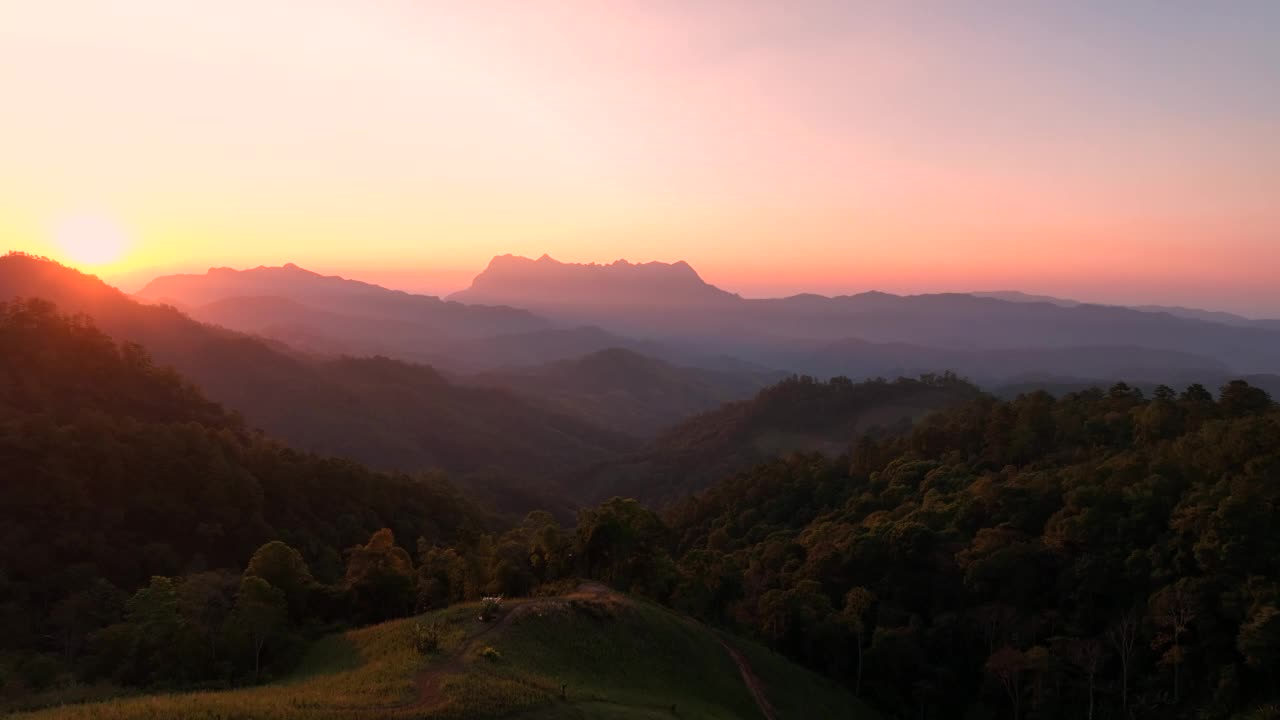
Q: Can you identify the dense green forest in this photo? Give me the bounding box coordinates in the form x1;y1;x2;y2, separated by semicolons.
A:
0;299;485;698
653;380;1280;718
3;289;1279;719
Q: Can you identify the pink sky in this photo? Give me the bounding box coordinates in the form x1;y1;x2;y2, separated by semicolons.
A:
1;1;1277;315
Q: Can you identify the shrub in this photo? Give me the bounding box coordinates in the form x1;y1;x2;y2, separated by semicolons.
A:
412;621;443;655
480;646;501;662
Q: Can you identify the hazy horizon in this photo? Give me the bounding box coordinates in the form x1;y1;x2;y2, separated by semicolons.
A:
61;254;1274;320
3;1;1278;314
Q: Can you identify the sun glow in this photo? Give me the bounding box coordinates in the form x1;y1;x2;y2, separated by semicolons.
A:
51;213;132;268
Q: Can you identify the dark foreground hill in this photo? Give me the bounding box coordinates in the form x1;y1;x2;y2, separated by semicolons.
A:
568;373;983;504
661;379;1280;719
0;298;486;650
0;254;634;513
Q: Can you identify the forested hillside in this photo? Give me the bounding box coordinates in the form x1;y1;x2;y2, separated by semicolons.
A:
569;373;982;504
0;254;634;514
657;381;1280;718
0;299;487;697
4;291;1279;718
0;299;858;717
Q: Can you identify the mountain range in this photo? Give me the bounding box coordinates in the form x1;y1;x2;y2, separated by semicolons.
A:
448;253;740;308
133;254;1280;387
974;289;1280;329
8;249;1280;514
136;263;548;362
0;254;631;517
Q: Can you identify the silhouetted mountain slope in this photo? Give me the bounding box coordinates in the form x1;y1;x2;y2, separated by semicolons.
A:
974;292;1280;328
472;347;785;437
781;338;1227;384
976;290;1280;328
566;373;983;504
135;263;549;356
182;295;410;356
0;254;633;512
970;290;1080;306
0;296;486;598
445;256;1280;376
752;293;1280;368
448;253;740;307
1131;304;1272;327
425;325;674;372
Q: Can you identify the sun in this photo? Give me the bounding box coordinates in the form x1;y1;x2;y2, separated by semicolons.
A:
52;213;132;267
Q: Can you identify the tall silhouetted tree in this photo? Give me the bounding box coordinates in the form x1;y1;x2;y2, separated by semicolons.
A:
344;528;415;621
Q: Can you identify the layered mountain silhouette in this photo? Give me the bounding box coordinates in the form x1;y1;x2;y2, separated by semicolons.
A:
975;289;1280;328
779;337;1229;385
1;254;631;516
121;254;1280;387
0;294;486;587
472;347;785;437
136;263;549;359
11;250;1280;517
446;254;1280;379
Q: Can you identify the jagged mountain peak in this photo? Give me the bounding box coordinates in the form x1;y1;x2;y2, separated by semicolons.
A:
452;254;739;307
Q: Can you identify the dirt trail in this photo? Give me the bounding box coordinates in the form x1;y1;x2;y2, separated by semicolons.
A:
382;583;775;720
717;639;779;720
390;582;614;714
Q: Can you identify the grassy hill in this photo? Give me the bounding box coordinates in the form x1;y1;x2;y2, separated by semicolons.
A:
16;584;874;720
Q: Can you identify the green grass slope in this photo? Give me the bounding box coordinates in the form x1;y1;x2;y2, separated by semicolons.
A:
18;585;875;720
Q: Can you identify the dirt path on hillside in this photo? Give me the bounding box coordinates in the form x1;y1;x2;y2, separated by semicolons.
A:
386;582;615;715
717;639;779;720
379;583;775;719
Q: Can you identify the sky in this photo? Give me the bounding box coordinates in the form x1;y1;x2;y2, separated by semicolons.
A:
1;1;1277;314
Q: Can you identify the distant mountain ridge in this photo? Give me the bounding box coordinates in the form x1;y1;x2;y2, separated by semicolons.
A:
136;263;549;353
136;263;699;372
139;262;403;305
779;337;1229;385
974;290;1279;328
448;253;741;307
442;254;1280;378
116;256;1280;388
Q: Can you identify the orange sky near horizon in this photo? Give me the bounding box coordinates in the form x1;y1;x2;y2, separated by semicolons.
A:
2;1;1277;314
